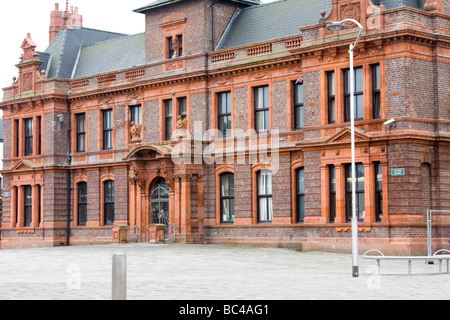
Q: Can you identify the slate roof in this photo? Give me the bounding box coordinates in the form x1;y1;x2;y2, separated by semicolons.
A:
36;0;429;80
39;27;126;79
216;0;333;50
72;33;146;78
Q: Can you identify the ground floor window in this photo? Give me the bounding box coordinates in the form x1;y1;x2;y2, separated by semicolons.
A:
257;170;273;223
24;185;32;227
78;182;88;226
296;168;305;223
104;180;115;226
220;173;234;223
345;163;365;222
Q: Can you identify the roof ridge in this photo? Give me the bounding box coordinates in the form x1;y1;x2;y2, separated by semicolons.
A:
80;32;145;50
75;26;127;36
55;29;69;78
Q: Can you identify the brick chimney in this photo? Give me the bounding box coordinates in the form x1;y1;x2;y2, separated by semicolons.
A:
49;1;83;44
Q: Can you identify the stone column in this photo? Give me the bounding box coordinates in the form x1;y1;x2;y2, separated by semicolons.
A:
335;164;346;223
31;184;40;227
17;186;24;228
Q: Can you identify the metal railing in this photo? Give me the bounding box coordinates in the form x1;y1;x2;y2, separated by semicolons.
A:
166;224;177;243
127;225;139;243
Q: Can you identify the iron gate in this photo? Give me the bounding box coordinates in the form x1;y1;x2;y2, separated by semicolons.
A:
150;179;170;240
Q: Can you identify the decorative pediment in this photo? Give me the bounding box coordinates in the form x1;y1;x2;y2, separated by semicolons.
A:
11;159;41;172
20;33;38;61
326;126;369;143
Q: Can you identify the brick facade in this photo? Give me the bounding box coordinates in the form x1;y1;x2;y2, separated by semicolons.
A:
0;0;449;255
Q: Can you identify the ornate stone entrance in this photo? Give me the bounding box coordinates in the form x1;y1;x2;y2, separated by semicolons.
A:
124;142;204;244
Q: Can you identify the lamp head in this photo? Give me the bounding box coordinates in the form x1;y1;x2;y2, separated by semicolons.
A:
326;21;346;31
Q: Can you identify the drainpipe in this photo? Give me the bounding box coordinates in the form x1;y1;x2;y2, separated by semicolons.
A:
66;91;72;246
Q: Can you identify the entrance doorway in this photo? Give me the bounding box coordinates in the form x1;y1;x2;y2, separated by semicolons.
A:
150;178;170;239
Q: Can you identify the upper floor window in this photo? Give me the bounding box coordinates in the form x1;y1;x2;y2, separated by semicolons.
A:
177;35;183;57
76;113;86;153
24;118;33;156
327;71;335;124
254;86;269;134
130;105;142;125
218;92;231;137
344;67;364;122
102;109;113;150
167;35;183;58
167;37;174;59
165;99;173;141
178;97;187;120
37;116;42;155
372;64;381;119
294;82;304;130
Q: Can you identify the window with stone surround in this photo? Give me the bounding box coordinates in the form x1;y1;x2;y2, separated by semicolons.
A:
296;168;305;223
254;86;270;134
77;182;88;226
372;64;381;119
178;97;187;120
218;91;232;137
76;113;86;153
345;163;365;222
327;71;335;124
24;185;32;227
104;180;115;226
294;82;304;130
102;109;113;150
375;162;383;222
344;67;364;122
164;99;173;141
130;105;142;125
24;118;33;156
220;173;234;224
257;169;273;223
329;165;336;223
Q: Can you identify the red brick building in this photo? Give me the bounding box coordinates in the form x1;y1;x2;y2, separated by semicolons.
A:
1;0;449;254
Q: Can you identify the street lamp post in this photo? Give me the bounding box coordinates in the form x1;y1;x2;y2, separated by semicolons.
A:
326;19;364;278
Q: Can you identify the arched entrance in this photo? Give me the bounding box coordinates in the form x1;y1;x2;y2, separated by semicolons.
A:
150;178;170;240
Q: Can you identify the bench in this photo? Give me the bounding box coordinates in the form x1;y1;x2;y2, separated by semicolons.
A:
362;249;450;276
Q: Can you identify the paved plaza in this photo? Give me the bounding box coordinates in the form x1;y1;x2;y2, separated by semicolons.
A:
0;243;448;300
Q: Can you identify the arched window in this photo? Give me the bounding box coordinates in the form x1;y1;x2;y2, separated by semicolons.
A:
104;180;115;226
220;173;234;223
257;169;272;223
77;182;88;226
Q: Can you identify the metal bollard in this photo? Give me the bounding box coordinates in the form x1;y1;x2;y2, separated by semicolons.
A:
112;253;127;300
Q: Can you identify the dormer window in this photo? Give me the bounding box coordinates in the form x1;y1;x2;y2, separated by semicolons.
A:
167;37;174;58
177;35;183;57
167;35;183;59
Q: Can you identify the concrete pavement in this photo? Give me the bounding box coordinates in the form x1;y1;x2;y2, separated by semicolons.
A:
0;243;448;300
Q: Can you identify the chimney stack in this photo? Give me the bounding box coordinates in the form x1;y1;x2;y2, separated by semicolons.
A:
49;2;83;44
